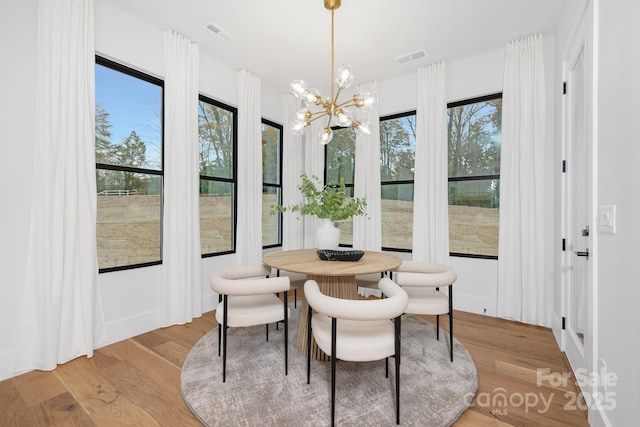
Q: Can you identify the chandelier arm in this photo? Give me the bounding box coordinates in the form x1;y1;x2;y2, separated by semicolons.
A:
334;99;358;109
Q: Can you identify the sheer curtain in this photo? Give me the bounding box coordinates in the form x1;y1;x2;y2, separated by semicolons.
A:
16;0;106;374
353;80;381;251
413;62;449;264
497;34;546;326
282;94;304;250
161;30;202;326
236;70;263;264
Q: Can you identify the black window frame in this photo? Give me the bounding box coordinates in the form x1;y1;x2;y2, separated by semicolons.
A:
261;118;283;249
379;110;416;253
198;94;238;258
95;55;165;274
447;92;502;260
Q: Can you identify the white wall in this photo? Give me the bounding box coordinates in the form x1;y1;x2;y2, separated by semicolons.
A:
0;0;38;382
593;0;640;425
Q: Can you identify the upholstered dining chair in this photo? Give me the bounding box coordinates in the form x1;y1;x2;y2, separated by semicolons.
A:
392;261;457;362
210;264;290;382
304;278;408;426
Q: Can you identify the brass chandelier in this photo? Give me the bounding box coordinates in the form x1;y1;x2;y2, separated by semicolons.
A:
290;0;376;145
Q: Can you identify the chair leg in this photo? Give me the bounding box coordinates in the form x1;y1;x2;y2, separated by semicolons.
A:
395;315;402;425
217;294;222;357
284;291;288;376
306;305;312;384
266;324;269;341
436;314;440;340
222;295;228;383
294;288;297;308
331;317;337;427
449;284;454;362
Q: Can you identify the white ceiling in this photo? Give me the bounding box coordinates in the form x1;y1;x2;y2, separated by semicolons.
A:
106;0;570;95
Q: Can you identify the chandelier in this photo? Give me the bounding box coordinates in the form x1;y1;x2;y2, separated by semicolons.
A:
290;0;376;145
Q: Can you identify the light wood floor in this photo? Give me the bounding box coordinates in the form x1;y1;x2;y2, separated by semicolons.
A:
0;300;589;426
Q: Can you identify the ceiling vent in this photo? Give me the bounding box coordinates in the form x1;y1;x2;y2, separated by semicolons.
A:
206;23;234;42
397;49;426;64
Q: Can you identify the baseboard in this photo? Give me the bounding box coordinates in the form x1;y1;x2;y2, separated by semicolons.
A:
453;293;497;317
551;311;565;351
101;309;159;348
0;349;18;382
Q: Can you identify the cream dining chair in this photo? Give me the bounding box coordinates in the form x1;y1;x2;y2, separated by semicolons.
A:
210;264;290;382
304;277;408;426
392;261;457;362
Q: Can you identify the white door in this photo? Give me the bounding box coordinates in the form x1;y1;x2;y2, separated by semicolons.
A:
562;28;593;378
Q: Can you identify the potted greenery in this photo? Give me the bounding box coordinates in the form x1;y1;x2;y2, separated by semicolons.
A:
271;173;367;249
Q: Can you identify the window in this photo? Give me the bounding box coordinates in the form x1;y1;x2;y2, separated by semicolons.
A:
325;126;356;246
95;57;163;272
447;93;502;258
380;112;416;251
198;95;237;256
262;119;282;248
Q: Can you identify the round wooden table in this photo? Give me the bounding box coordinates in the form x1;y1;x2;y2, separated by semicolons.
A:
263;248;402;361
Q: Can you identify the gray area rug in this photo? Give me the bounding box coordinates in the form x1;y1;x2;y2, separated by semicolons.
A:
181;306;477;426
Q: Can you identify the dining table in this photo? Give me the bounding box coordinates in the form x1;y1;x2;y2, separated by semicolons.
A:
263;248;402;361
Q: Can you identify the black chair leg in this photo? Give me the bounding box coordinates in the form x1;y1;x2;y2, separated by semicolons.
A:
306;305;312;384
436;314;440;340
266;324;269;341
217;294;222;357
284;291;288;376
449;284;454;362
331;318;337;427
222;295;228;383
395;315;402;425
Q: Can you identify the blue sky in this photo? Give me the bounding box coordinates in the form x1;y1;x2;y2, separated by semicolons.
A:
95;64;162;167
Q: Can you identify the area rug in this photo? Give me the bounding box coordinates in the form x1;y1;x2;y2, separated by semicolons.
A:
181;306;477;426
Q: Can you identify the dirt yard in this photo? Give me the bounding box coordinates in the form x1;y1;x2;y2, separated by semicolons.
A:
97;195;498;268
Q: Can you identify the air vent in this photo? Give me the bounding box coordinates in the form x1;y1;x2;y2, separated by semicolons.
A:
206;23;234;42
397;49;426;64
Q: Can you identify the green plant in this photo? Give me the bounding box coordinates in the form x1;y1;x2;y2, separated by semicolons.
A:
271;174;367;222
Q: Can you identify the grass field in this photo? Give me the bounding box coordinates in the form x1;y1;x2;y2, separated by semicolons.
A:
97;195;498;269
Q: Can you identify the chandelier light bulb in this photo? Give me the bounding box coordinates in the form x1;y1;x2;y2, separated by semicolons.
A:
291;80;308;99
354;92;377;110
353;121;371;135
295;108;311;121
319;127;334;145
334;109;353;126
303;88;322;107
291;120;307;135
335;65;354;89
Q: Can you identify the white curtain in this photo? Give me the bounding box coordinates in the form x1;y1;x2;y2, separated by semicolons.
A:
16;0;107;374
413;62;449;264
303;118;326;248
236;70;263;264
161;30;202;326
282;94;305;250
353;81;382;251
497;34;546;326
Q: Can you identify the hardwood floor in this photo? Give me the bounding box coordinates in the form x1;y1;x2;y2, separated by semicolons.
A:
0;303;588;426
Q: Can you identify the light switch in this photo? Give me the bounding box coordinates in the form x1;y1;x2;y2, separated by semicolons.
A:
598;205;616;234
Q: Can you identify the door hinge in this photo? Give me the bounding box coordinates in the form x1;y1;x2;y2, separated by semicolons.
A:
563;81;567;94
562;160;567;173
562;317;566;330
562;238;566;251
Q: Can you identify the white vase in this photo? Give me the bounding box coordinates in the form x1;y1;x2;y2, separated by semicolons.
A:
316;218;340;250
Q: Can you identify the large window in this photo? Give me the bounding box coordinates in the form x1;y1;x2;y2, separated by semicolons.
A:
325;126;356;246
447;93;502;258
198;95;237;256
380;112;416;251
95;57;163;272
262;119;282;248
